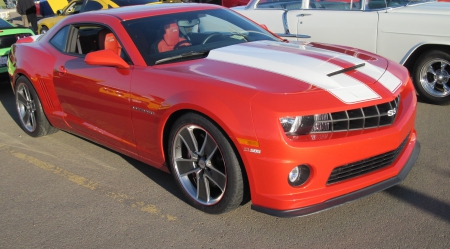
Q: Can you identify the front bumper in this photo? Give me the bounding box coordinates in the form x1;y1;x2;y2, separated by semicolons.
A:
252;141;420;217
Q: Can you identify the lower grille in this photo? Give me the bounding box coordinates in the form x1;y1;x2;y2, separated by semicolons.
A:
327;134;410;185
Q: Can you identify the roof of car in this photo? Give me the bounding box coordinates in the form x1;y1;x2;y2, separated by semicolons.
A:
83;3;223;21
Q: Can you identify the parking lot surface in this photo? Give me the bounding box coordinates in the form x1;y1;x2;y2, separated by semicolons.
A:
1;74;450;248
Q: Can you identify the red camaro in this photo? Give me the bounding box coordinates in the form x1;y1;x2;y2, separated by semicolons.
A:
9;3;420;217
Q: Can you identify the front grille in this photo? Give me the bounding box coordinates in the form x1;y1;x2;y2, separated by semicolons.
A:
312;95;400;133
327;133;410;185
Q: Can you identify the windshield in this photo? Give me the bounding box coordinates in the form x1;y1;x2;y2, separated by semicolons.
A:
122;9;280;65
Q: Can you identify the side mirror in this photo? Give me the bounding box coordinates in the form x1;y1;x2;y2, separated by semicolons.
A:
85;50;130;69
56;9;63;15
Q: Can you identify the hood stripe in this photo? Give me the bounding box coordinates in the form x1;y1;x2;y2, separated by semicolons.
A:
256;41;402;93
304;45;402;93
208;42;380;104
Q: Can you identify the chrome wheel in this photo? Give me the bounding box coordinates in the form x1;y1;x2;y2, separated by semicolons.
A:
419;59;450;98
40;26;49;34
16;83;37;133
172;124;227;206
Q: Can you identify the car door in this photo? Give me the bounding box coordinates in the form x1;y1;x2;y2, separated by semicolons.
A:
50;24;136;153
287;0;379;53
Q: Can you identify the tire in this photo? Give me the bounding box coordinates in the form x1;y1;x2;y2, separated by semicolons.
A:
168;113;244;214
412;50;450;105
40;26;49;34
15;76;58;137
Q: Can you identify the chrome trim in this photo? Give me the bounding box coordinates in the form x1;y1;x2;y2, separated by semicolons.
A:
282;10;290;34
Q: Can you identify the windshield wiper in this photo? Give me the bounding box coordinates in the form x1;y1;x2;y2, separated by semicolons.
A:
155;51;209;65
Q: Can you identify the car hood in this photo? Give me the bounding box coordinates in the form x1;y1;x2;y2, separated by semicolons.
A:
161;40;401;104
388;2;450;14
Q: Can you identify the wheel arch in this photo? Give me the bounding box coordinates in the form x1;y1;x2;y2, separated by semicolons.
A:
403;44;450;73
162;108;252;204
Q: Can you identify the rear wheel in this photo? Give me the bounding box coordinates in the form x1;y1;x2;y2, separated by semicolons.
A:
40;26;49;34
412;50;450;105
15;76;58;137
168;113;244;214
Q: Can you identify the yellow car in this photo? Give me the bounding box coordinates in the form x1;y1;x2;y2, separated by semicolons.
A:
37;0;178;34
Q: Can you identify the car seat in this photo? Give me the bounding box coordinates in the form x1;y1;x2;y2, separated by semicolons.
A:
98;30;122;56
156;22;189;53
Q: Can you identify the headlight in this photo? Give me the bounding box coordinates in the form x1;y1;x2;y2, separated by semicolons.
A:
279;114;331;135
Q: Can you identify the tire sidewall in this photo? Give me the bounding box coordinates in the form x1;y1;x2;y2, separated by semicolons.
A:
15;76;51;137
168;113;244;214
413;50;450;105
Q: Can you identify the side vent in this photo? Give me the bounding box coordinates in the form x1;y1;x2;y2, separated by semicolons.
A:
38;79;55;109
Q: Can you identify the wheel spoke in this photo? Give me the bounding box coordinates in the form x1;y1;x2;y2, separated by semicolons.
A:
17;91;28;105
441;62;448;71
175;158;198;176
22;110;31;126
427;65;436;75
199;133;217;158
443;82;450;92
429;80;437;89
179;127;199;155
196;173;210;203
204;168;226;192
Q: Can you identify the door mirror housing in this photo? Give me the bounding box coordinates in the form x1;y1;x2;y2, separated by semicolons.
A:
85;50;130;69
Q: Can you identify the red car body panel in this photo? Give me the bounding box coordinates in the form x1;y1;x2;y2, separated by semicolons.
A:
9;4;419;216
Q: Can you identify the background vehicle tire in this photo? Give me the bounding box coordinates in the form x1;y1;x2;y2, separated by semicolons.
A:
15;76;58;137
168;113;245;214
40;26;49;34
412;50;450;105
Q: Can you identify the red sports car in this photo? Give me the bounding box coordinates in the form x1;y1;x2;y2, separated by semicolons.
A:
9;3;420;217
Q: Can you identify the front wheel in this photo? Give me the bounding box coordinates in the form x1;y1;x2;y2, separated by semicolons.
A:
168;113;244;214
412;50;450;105
15;76;58;137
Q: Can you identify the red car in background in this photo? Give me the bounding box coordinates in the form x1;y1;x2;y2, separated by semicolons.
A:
9;3;420;216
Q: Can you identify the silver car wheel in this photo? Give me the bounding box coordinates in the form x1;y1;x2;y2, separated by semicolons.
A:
419;58;450;98
171;124;227;206
16;83;37;132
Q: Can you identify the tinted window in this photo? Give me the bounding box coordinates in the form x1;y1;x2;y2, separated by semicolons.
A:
50;26;70;52
84;1;103;12
0;19;12;28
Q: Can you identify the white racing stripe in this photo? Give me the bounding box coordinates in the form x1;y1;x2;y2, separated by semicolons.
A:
301;44;402;93
208;41;381;104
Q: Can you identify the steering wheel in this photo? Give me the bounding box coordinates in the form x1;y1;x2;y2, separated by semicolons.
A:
173;40;192;50
202;32;223;44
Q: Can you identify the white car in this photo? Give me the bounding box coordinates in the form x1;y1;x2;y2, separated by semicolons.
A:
232;0;450;104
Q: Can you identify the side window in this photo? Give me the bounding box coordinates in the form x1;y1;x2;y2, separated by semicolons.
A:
64;2;83;15
84;1;103;12
50;26;70;52
65;24;132;64
256;0;303;10
310;0;362;10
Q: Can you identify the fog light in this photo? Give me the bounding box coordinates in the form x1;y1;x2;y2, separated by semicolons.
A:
288;165;311;187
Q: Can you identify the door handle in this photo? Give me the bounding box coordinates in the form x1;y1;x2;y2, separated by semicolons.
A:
297;13;312;17
57;66;67;76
